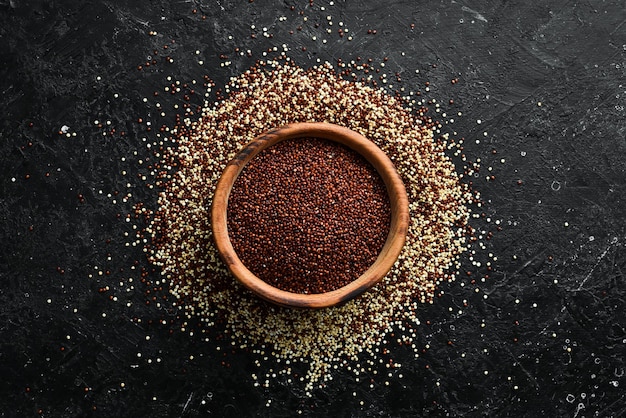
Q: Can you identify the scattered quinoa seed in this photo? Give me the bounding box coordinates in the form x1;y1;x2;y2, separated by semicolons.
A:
146;60;473;390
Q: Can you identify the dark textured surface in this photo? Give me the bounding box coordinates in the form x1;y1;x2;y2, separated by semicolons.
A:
1;0;625;416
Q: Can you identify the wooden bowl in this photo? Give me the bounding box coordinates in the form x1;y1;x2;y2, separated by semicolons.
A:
211;122;409;308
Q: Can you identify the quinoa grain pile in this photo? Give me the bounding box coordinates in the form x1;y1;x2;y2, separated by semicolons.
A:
146;59;473;391
228;137;391;294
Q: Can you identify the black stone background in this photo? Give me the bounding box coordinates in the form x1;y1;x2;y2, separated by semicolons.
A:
1;0;625;416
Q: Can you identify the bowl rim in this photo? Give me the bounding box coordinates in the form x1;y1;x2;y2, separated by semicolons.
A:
211;122;409;309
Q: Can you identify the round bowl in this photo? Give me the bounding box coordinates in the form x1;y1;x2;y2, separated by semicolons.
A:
211;122;409;308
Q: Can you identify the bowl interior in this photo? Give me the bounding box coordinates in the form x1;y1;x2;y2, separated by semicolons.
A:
211;122;409;309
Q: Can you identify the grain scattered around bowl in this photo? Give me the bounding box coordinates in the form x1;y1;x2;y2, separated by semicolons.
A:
145;59;475;392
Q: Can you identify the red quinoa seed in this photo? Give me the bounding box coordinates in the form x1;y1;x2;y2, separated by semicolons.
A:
227;137;391;294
